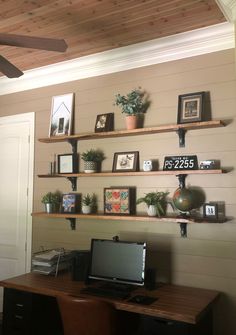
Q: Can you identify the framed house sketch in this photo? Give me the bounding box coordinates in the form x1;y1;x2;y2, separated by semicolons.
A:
49;93;74;137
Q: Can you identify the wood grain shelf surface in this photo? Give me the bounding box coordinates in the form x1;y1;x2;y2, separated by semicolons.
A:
31;212;226;224
38;169;225;178
38;120;225;143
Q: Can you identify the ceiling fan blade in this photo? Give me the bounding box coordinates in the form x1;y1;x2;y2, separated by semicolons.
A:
0;33;68;52
0;55;23;78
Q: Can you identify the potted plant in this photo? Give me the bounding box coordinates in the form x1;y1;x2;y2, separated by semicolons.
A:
82;193;97;214
81;149;105;173
114;88;149;130
41;191;62;213
136;191;169;217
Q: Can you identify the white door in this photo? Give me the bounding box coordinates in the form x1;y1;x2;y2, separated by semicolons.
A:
0;112;34;310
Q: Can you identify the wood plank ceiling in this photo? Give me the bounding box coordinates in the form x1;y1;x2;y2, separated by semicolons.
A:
0;0;226;76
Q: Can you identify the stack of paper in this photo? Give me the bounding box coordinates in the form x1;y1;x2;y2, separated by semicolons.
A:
32;249;72;275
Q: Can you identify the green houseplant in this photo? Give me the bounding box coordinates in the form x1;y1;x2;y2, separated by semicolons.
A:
136;191;169;217
114;88;149;130
81;149;105;173
41;191;62;213
82;193;97;214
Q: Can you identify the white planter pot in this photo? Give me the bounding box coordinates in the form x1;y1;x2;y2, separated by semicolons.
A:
147;205;157;217
84;161;97;173
82;205;92;214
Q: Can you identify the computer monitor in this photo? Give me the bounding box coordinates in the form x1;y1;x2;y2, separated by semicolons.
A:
88;238;146;286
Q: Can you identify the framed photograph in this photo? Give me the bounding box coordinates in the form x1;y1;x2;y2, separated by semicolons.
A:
49;93;74;137
61;193;80;213
177;91;205;124
203;203;218;220
104;187;135;215
94;113;114;132
58;154;78;174
112;151;139;172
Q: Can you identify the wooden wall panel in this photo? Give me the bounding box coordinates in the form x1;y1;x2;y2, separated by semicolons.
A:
0;48;236;335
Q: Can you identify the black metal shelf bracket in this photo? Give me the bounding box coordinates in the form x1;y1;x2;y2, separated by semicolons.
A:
176;174;187;188
179;222;187;237
66;218;76;230
176;128;186;147
67;177;77;191
67;139;77;153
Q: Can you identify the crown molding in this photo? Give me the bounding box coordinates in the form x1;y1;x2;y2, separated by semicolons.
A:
216;0;236;21
0;22;234;96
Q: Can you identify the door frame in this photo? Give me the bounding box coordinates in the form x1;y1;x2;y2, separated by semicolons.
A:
0;112;34;272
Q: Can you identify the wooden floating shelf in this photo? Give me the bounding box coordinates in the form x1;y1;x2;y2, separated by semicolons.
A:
32;212;226;224
38;120;225;143
38;169;225;178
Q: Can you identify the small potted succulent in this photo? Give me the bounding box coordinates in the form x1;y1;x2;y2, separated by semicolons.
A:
81;149;105;173
136;191;169;217
82;193;97;214
41;191;62;213
114;88;149;130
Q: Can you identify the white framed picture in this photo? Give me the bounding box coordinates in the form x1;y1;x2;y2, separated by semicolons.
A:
49;93;74;137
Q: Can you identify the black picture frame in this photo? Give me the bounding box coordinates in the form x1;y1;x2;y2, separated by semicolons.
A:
61;193;80;213
203;203;218;220
112;151;139;172
177;91;205;124
58;154;78;174
104;187;135;215
94;113;114;132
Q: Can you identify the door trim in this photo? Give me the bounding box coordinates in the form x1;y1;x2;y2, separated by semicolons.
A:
0;112;34;272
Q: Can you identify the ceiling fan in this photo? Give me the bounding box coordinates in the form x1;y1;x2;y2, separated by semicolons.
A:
0;33;68;78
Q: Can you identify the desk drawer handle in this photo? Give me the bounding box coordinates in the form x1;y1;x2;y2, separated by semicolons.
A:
16;303;24;307
15;314;23;320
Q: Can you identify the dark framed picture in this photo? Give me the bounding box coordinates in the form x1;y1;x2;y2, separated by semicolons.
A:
177;91;205;124
104;187;135;215
112;151;139;172
203;203;218;220
61;193;80;213
49;93;74;137
94;113;114;132
58;154;78;174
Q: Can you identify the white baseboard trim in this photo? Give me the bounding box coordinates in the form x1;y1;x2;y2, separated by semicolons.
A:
0;22;234;96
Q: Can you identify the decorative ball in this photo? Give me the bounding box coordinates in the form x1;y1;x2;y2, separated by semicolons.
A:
143;160;152;171
173;187;195;213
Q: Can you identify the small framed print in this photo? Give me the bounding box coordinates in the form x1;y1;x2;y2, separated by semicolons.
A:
94;113;114;132
203;203;218;220
177;92;205;124
49;93;74;137
104;187;135;215
112;151;139;172
58;154;78;174
62;193;80;213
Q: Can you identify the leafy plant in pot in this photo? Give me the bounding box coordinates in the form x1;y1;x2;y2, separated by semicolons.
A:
136;191;169;217
81;149;105;173
82;193;97;214
41;191;62;213
114;88;149;130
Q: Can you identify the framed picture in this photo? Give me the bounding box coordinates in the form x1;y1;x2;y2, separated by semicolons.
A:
104;187;135;215
58;154;78;174
203;203;218;220
49;93;74;137
112;151;139;172
94;113;114;132
61;193;80;213
177;91;205;124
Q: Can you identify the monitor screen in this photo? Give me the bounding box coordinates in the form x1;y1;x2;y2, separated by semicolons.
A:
88;239;146;286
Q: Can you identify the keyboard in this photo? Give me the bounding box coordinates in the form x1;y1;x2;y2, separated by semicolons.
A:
80;286;130;300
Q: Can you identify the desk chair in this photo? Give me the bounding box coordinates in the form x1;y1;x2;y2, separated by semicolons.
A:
57;295;118;335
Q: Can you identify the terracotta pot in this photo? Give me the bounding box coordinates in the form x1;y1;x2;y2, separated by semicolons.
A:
125;115;138;130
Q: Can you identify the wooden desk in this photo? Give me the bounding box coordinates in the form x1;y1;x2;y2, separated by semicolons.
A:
0;272;219;335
